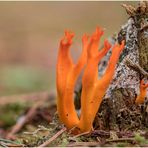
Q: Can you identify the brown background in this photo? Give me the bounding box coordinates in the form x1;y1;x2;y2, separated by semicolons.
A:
0;1;137;96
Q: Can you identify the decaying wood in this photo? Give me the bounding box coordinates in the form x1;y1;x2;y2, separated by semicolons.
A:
91;129;148;139
67;141;100;147
74;1;148;131
95;1;148;131
121;4;136;16
106;137;135;144
0;138;24;147
125;59;148;78
138;22;148;72
39;127;66;147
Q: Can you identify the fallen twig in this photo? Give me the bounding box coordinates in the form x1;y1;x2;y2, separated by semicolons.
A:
39;127;67;147
121;3;136;16
0;142;7;147
140;24;148;32
23;125;50;136
72;131;90;138
6;100;46;139
4;90;56;139
67;141;100;147
91;130;148;140
1;143;24;147
0;138;24;147
91;130;110;137
68;131;90;142
125;59;148;78
106;137;135;143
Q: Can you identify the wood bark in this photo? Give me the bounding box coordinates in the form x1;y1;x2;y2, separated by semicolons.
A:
95;1;148;131
75;1;148;131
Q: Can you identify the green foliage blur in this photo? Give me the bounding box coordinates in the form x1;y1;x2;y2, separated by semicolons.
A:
0;66;54;96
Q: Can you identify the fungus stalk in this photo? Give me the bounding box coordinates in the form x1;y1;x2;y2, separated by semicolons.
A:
56;27;125;133
56;31;89;129
135;80;148;104
78;29;124;132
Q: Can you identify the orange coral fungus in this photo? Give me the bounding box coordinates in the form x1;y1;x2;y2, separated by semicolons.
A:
56;31;89;129
56;27;125;133
78;30;124;133
135;80;148;104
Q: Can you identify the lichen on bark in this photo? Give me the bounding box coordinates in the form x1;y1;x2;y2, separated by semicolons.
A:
74;1;148;131
95;1;148;131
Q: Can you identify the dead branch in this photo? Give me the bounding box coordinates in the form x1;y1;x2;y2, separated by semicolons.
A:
67;142;100;147
72;131;90;139
106;137;135;143
6;100;47;139
121;3;136;16
140;24;148;32
39;127;66;147
125;59;148;78
91;130;110;137
91;130;148;139
0;138;24;147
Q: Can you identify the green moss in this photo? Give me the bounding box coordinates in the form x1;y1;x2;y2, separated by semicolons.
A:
0;102;29;128
0;66;55;96
116;142;129;147
134;133;148;145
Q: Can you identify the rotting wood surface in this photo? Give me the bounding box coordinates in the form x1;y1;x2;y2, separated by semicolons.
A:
96;1;148;131
75;1;148;131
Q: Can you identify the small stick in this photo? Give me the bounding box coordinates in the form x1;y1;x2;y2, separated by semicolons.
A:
0;138;19;144
121;3;136;16
73;131;90;138
140;24;148;32
67;141;100;147
39;127;67;147
91;130;110;136
125;59;148;78
0;142;8;147
106;137;135;143
92;130;148;139
6;100;44;139
2;143;24;147
0;138;24;147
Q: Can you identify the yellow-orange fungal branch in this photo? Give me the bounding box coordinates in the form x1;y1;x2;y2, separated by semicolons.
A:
56;27;125;133
56;31;74;128
89;41;125;129
135;79;148;104
56;31;89;129
78;38;124;133
56;31;74;96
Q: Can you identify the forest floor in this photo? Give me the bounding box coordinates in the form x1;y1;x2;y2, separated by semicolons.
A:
0;91;148;147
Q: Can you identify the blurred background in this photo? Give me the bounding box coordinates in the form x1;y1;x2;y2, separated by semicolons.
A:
0;1;137;96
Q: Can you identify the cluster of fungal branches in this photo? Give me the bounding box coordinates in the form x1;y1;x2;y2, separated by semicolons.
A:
56;27;125;133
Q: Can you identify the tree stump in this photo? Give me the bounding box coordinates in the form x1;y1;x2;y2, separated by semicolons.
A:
74;1;148;132
94;1;148;131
